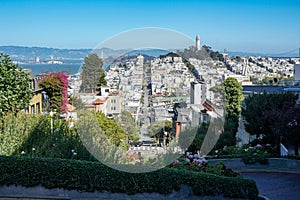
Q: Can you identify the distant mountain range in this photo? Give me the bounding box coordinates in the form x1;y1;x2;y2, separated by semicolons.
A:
0;46;298;62
0;46;171;62
0;46;91;61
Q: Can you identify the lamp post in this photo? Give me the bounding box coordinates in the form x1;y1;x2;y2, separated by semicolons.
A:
50;111;54;134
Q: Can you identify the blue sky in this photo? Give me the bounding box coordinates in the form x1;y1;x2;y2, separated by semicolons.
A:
0;0;299;53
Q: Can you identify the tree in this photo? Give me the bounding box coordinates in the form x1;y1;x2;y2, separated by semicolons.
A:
115;111;139;142
242;92;299;154
285;105;300;155
69;95;84;110
38;72;68;113
215;78;242;149
148;120;172;144
99;72;107;86
80;53;105;93
185;123;208;154
263;95;299;153
96;111;127;148
0;53;32;117
242;93;270;138
224;77;242;125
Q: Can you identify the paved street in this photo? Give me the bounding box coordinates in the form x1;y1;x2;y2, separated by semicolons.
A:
241;172;300;200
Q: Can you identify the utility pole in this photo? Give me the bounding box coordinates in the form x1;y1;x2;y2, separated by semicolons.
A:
299;47;300;58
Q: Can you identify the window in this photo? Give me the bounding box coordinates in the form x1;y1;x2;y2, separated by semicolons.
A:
31;105;35;114
203;115;208;123
110;99;117;104
36;103;40;114
110;107;116;111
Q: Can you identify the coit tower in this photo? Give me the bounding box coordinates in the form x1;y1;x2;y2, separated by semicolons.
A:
196;35;200;51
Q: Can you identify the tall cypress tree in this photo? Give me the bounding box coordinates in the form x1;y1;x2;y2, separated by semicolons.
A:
216;77;242;148
80;53;105;93
224;77;243;124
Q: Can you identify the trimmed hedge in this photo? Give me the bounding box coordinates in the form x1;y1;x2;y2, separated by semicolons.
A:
0;156;259;199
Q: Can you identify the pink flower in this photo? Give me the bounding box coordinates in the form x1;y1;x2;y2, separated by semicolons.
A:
173;160;179;166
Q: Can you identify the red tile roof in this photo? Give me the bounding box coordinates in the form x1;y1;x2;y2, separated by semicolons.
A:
93;97;108;104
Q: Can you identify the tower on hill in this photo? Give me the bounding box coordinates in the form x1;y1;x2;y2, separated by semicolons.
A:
196;35;200;51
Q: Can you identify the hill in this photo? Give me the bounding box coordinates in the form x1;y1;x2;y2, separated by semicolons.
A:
0;46;172;62
0;46;91;61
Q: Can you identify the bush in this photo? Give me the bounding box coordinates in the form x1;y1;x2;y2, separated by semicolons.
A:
0;113;95;161
0;156;259;199
211;145;271;165
170;154;240;177
241;146;270;165
0;113;38;156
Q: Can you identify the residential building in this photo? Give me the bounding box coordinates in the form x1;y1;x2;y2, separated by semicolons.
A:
294;64;300;81
190;81;206;104
106;94;122;118
24;69;45;115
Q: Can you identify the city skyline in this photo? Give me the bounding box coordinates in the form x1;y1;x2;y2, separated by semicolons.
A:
0;0;300;54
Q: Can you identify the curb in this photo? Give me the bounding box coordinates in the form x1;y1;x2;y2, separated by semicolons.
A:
238;168;300;174
0;195;70;200
259;195;270;200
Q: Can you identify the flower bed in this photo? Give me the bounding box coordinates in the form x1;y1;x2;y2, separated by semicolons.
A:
169;153;240;177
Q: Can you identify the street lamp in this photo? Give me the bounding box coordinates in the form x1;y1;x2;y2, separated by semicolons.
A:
50;111;54;134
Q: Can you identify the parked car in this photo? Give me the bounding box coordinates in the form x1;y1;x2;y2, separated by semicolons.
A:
141;140;159;147
130;141;143;147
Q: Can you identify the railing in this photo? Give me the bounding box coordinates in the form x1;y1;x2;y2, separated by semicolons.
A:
280;143;289;156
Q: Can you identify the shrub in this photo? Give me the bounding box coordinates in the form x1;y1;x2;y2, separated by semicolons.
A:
211;144;271;165
0;113;95;161
0;156;259;199
241;146;270;165
170;154;240;177
0;113;38;156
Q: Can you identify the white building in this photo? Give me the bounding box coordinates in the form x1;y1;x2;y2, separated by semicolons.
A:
294;64;300;81
190;81;206;105
106;95;122;118
196;35;200;51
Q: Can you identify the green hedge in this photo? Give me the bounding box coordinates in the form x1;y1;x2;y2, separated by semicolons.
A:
0;156;259;199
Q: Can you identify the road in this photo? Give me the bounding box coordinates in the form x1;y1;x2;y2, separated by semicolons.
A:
241;172;300;200
140;62;151;139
